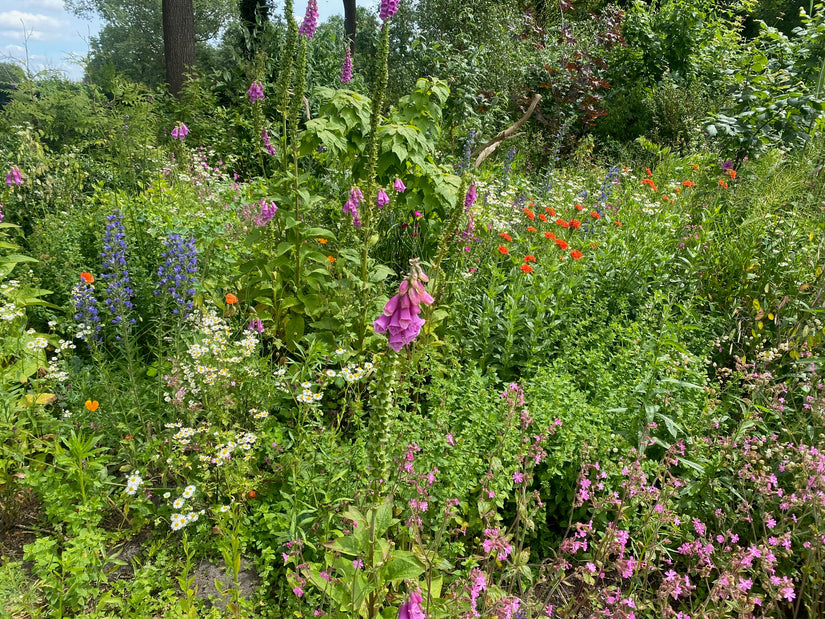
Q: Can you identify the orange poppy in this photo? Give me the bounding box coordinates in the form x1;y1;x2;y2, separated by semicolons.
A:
520;264;533;274
498;246;509;255
555;239;569;250
727;169;737;180
545;207;556;216
590;211;600;219
317;238;328;244
544;231;556;239
524;255;536;262
327;256;336;263
614;221;622;226
570;249;583;260
225;293;238;304
645;168;652;177
538;214;547;222
570;219;581;229
692;163;699;170
718;180;728;189
80;272;94;284
555;219;569;228
574;203;583;211
523;208;535;220
85;400;99;412
682;180;695;187
527;226;537;233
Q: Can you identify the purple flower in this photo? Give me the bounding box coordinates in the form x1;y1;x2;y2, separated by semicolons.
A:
343;186;363;227
0;203;4;222
397;590;426;619
299;0;319;38
255;200;278;226
340;46;353;84
262;129;277;156
374;259;433;351
156;234;198;317
100;210;134;324
247;81;265;103
465;182;477;210
379;0;399;20
73;277;102;344
394;178;406;193
5;167;23;186
721;160;734;171
249;318;264;333
171;122;189;140
377;188;389;209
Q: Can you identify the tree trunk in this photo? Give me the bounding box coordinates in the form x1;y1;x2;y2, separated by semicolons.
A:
162;0;197;96
343;0;356;51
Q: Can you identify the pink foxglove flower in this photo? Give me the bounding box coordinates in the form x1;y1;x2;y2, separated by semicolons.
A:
379;0;399;20
299;0;319;38
397;590;426;619
374;259;433;352
341;47;353;84
5;167;23;186
171;122;189;140
247;81;265;103
377;188;389;208
394;177;406;192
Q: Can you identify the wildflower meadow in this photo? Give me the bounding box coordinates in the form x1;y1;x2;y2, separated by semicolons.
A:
1;0;825;617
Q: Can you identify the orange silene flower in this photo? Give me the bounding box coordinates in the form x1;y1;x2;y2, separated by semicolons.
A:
662;195;670;201
524;255;536;262
523;208;535;220
538;213;547;222
527;226;538;233
555;219;570;228
520;264;534;274
570;219;581;229
692;163;699;170
317;238;328;244
682;180;695;187
225;293;238;304
85;400;99;412
499;232;513;242
570;249;583;260
574;203;584;211
498;245;509;255
545;207;556;216
544;231;556;239
645;168;653;177
718;180;728;189
327;255;336;263
614;220;622;226
641;178;658;191
80;272;94;284
727;169;737;180
555;239;569;250
590;211;600;219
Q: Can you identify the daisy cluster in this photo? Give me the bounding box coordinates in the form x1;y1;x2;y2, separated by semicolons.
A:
125;471;143;495
0;280;25;322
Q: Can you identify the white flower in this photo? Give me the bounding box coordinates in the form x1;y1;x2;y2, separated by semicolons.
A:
324;369;337;378
171;513;187;531
163;492;171;499
336;348;345;355
173;498;185;509
182;485;196;498
220;505;230;513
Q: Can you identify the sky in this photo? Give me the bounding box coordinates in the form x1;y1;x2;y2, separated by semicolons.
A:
0;0;370;81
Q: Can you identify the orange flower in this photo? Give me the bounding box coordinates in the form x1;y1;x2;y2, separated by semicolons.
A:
718;180;728;189
574;203;584;211
692;163;699;170
499;232;513;242
614;220;622;226
327;255;336;263
662;195;670;201
317;238;328;244
85;400;99;412
641;178;658;191
520;264;534;274
682;180;695;187
523;208;535;220
538;213;547;222
570;249;583;260
645;167;652;177
545;207;556;216
498;245;509;255
590;211;600;219
80;272;94;284
544;231;556;239
529;201;535;207
225;293;238;304
524;255;536;262
555;239;569;250
555;219;569;228
570;219;581;229
527;226;537;233
727;168;737;180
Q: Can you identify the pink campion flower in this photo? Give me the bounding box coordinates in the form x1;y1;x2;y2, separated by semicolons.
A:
445;433;454;446
394;177;406;192
377;188;390;208
340;46;353;84
469;569;487;617
379;0;399;20
373;259;433;351
397;590;426;619
247;81;265;103
513;471;524;483
299;0;319;38
171;122;189;140
293;586;304;597
5;166;23;186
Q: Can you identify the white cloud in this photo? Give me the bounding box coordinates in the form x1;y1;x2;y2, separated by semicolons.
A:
22;0;66;10
0;10;64;41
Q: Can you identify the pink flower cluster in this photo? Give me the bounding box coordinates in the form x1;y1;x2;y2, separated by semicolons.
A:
397;590;425;619
343;186;363;228
340;47;353;84
373;259;433;351
170;122;189;140
5;166;22;186
247;81;264;103
298;0;319;38
379;0;399;20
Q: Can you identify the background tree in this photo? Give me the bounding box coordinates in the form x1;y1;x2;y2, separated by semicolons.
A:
162;0;197;94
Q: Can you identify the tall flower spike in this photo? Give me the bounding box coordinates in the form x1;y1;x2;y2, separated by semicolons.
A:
340;46;353;84
156;234;198;317
298;0;319;38
374;259;433;351
100;210;134;324
247;81;265;103
376;188;389;209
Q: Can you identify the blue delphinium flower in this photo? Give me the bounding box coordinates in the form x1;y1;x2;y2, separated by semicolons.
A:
100;210;134;324
156;234;198;317
73;278;101;344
